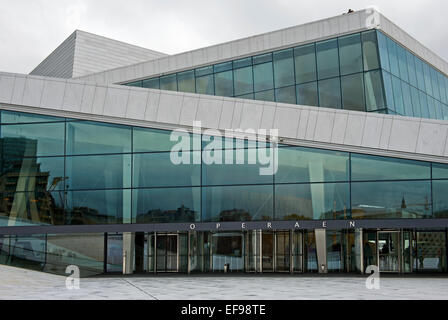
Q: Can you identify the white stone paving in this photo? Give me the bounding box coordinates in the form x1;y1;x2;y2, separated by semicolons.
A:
0;265;447;300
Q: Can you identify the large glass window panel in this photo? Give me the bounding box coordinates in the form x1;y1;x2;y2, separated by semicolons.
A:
142;78;159;89
0;110;64;124
66;189;130;224
275;183;349;220
273;49;295;88
177;70;195;93
214;71;234;97
133;152;200;188
1;122;65;157
377;31;390;72
410;87;422;118
275;86;296;104
415;57;426;91
433;163;448;179
133;126;198;152
397;45;409;83
339;33;362;75
382;71;395;112
0;156;64;192
133;187;200;223
435;100;443;120
296;82;318;106
253;53;272;65
427;96;436;119
195;66;213;77
364;70;385;111
159;74;177;91
316;39;339;80
423;63;433;97
66;154;131;190
202;148;273;186
430;68;441;101
401;82;414;117
196;74;214;95
387;38;399;77
341;73;365;111
391;76;404;115
406;51;418;88
318;77;341;109
419;91;430;119
433;180;448;218
5;234;46;271
294;43;317;84
351;181;431;219
233;66;253;96
253;62;274;92
351;153;430;181
66;121;131;155
276;147;349;183
362;30;380;71
254;89;275;102
202;185;273;222
233;57;252;69
0;191;64;226
214;61;232;73
438;73;447;104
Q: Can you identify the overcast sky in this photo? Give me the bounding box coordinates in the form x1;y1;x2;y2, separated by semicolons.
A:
1;0;447;74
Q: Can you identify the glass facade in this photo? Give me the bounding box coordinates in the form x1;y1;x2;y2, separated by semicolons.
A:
1;109;448;226
124;30;448;121
377;31;448;119
124;30;388;113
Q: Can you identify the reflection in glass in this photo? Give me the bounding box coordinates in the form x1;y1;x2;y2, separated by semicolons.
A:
1;123;65;157
134;152;200;188
275;183;349;220
133;187;200;223
341;73;365;111
233;66;253;96
318;77;341;109
66;189;130;224
351;153;430;181
276;146;349;183
66;154;131;190
351;181;431;219
214;71;234;97
339;33;362;75
202;185;273;222
177;70;195;93
294;44;317;84
253;62;274;92
66;121;131;155
0;191;64;226
316;39;339;80
273;49;294;88
296;82;318;106
0;156;64;192
364;70;385;111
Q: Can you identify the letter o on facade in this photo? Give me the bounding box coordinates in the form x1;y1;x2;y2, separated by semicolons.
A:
190;224;196;230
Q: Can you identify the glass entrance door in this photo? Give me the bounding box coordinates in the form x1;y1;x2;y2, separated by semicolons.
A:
378;232;400;272
275;231;290;272
156;234;178;272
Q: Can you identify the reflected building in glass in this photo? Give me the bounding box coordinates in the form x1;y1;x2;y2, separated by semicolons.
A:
1;8;448;276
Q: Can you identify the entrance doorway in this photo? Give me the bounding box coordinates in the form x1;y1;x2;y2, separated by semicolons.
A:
156;234;178;272
261;231;291;272
377;231;400;272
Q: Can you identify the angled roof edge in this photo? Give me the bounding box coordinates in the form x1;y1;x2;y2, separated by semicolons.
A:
30;30;167;79
1;71;448;164
73;8;448;85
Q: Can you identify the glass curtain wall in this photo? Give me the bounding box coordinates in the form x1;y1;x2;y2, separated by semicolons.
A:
124;30;387;113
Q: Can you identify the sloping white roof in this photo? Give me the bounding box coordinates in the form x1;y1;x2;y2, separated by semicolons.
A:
1;71;448;164
30;30;167;79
